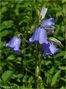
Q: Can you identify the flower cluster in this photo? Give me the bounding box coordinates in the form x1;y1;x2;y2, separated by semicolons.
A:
5;6;60;56
5;17;60;56
27;18;60;56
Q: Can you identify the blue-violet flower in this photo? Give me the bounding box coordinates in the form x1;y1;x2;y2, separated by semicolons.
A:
27;27;48;44
6;36;21;53
42;42;60;56
41;18;55;27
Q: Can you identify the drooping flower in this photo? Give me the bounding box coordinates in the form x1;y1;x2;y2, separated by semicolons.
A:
6;36;21;53
42;42;60;56
41;18;55;34
27;27;48;44
41;18;55;27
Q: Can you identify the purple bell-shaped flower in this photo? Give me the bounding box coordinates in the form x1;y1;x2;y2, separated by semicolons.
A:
27;27;48;44
6;36;21;53
42;42;60;56
41;18;55;34
41;18;55;27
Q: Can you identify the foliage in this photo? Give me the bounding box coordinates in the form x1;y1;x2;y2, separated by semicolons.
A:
0;0;66;89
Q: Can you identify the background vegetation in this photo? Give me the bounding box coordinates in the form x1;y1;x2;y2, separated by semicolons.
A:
0;0;66;89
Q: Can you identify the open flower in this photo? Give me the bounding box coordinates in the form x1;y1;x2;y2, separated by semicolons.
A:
42;42;60;56
41;18;55;34
41;18;55;27
27;27;48;44
6;36;21;53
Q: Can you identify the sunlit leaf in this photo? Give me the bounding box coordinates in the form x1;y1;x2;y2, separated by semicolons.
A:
1;70;14;83
59;66;66;70
51;70;61;86
60;86;66;89
49;37;63;47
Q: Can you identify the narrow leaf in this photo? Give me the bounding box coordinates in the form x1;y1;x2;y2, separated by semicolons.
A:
59;66;66;70
51;70;61;86
49;37;63;47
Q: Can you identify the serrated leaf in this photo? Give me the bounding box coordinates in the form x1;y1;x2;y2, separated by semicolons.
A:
49;37;63;47
1;70;14;83
51;70;61;86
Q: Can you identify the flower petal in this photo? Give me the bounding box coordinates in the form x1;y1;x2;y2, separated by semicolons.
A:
39;28;47;44
42;42;60;56
13;47;20;53
41;18;55;27
6;36;21;53
40;7;47;19
28;27;47;44
27;27;39;43
49;42;59;54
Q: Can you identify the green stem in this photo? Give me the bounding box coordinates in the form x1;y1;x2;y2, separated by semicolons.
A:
35;44;44;89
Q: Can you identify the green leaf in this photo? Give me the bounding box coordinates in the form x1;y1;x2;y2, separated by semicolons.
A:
62;0;66;3
49;37;63;47
56;11;62;17
54;51;65;58
49;67;54;74
51;70;61;86
59;66;66;70
0;20;13;31
60;77;66;82
20;85;32;89
0;30;9;37
7;55;15;60
0;41;5;48
60;86;66;89
1;70;14;84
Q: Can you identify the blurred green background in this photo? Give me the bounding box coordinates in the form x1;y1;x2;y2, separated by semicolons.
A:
0;0;66;89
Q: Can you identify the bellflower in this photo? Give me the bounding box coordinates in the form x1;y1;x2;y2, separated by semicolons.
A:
27;27;48;44
41;18;55;34
6;36;21;53
42;42;60;56
41;18;55;27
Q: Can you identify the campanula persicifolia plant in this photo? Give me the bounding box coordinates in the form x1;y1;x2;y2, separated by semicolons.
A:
27;7;61;89
0;0;65;89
